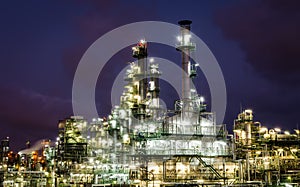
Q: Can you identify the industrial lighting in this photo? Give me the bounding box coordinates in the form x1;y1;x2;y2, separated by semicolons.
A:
274;128;281;132
256;151;261;155
291;148;297;152
233;129;241;133
177;36;182;41
184;34;191;42
284;131;290;135
200;96;204;103
259;127;268;133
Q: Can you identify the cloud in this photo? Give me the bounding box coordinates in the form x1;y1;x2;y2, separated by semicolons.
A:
214;0;300;85
214;0;300;129
62;1;159;78
0;84;72;150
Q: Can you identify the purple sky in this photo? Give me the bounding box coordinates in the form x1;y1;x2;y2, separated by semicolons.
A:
0;0;299;151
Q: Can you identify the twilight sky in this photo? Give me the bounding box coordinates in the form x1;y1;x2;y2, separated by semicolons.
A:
0;0;299;151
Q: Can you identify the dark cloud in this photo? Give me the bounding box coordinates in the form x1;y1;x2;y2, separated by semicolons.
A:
0;84;72;150
214;0;300;84
214;0;300;130
62;0;159;77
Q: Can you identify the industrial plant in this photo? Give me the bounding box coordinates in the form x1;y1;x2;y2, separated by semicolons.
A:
0;20;299;187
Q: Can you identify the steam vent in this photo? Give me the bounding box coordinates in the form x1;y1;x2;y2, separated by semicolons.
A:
0;20;299;187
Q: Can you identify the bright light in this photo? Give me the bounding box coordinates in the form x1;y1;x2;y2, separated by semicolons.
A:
200;96;204;103
259;127;268;133
291;148;297;152
256;151;261;155
140;39;145;44
177;36;182;41
284;131;290;135
274;128;281;132
195;63;199;67
149;58;154;63
184;34;191;43
111;120;117;128
133;95;141;100
233;129;241;133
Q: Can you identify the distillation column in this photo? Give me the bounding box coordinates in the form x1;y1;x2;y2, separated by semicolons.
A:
176;20;195;117
133;40;148;101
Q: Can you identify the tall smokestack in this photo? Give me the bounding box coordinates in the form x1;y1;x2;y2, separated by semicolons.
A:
176;20;196;118
177;20;195;100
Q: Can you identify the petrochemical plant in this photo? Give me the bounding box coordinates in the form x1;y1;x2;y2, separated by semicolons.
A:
0;20;299;187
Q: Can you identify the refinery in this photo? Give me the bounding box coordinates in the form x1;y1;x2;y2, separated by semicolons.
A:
0;20;299;187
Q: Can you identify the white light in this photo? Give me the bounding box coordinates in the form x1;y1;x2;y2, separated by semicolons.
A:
149;58;154;63
195;63;199;67
177;36;182;41
140;39;145;44
111;120;117;129
149;81;155;91
184;34;191;43
200;96;204;102
274;128;281;132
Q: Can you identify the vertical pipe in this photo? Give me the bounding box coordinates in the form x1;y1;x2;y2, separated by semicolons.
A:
178;20;192;101
136;41;148;101
138;56;147;101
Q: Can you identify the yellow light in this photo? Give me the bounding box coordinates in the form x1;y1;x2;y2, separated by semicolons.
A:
256;151;261;155
284;131;290;135
259;127;268;133
233;129;241;133
274;128;281;132
291;149;297;152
